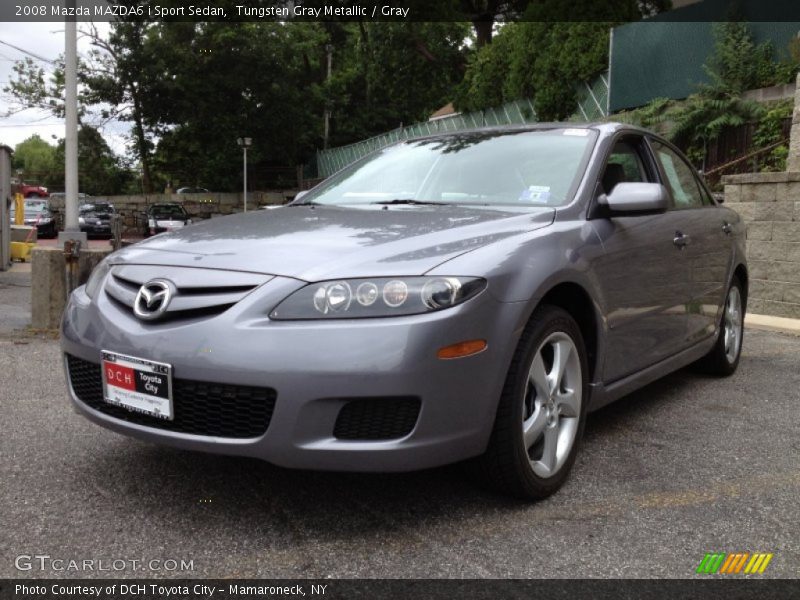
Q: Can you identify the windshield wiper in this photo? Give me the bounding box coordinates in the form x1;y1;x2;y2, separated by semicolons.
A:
371;198;443;206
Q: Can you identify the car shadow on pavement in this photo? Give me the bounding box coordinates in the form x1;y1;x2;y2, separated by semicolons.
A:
69;366;709;539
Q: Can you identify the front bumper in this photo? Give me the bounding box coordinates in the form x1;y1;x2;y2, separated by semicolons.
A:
80;223;111;235
61;275;525;472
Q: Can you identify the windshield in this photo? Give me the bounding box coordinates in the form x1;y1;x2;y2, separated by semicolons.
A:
80;204;113;214
151;205;187;218
24;201;47;212
303;129;597;208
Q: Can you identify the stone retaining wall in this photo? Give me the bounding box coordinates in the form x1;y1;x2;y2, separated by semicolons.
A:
47;191;294;235
723;171;800;318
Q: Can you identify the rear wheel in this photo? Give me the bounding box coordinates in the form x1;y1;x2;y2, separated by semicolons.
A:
471;305;589;500
695;277;744;376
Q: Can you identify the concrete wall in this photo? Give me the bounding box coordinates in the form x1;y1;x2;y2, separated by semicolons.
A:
47;191;295;236
742;81;797;104
31;247;111;329
0;146;12;270
723;171;800;318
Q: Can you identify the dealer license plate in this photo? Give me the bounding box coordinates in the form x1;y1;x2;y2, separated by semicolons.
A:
101;350;174;420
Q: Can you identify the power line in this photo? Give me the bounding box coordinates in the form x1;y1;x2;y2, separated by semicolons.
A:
0;122;62;128
0;39;56;64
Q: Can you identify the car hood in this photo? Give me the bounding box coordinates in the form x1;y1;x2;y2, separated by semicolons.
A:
111;204;555;280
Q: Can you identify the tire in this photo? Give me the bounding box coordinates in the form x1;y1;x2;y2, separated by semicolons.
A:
694;277;745;376
470;305;589;500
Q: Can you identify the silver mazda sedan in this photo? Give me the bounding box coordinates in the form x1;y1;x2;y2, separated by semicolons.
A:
61;123;747;499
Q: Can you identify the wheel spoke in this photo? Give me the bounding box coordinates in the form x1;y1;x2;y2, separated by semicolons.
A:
523;408;546;451
555;388;580;418
528;352;549;399
539;426;559;475
548;339;572;394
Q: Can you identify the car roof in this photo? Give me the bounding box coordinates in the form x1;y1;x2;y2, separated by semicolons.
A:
403;121;649;144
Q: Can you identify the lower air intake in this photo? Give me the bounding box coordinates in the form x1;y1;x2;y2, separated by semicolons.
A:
333;397;421;441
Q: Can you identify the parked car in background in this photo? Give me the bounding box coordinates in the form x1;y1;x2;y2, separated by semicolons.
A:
9;198;58;238
49;192;90;201
176;187;209;194
61;123;747;500
78;202;115;238
142;203;192;237
20;184;49;198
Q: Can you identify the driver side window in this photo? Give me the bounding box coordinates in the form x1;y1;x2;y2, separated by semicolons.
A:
602;139;648;195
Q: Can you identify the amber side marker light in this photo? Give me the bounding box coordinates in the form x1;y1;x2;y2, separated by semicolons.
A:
437;340;488;359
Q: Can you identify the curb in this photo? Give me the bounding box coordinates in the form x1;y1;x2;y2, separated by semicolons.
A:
745;313;800;336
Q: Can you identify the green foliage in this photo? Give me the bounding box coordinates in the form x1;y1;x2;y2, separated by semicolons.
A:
704;21;776;93
666;20;794;163
753;98;792;147
704;21;799;94
149;22;329;191
12;129;130;194
669;90;764;150
454;21;612;120
326;22;469;146
752;99;793;171
610;97;674;132
453;0;671;120
13;135;56;183
48;127;132;195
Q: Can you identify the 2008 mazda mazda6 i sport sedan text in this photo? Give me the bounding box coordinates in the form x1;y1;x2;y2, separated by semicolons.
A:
61;123;747;500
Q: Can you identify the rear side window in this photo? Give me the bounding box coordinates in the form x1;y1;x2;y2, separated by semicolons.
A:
652;141;707;209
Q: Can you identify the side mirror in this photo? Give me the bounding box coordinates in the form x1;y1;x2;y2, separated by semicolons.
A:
599;182;668;215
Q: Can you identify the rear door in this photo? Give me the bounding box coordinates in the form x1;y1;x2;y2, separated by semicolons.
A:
590;135;693;382
650;140;731;346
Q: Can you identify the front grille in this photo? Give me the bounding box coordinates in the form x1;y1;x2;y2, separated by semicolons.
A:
333;397;421;441
103;266;271;323
66;354;276;438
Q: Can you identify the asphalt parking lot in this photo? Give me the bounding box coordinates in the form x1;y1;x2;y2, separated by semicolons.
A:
1;321;799;579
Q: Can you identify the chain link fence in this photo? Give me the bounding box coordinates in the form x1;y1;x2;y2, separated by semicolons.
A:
316;73;609;178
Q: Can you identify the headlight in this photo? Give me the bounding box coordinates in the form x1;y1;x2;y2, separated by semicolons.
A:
270;276;486;320
84;259;111;299
78;216;85;225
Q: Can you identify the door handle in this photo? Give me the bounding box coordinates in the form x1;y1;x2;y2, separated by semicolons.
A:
722;222;733;235
673;231;690;248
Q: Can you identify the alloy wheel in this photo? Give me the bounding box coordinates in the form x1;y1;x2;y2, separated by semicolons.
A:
723;286;743;364
522;332;582;478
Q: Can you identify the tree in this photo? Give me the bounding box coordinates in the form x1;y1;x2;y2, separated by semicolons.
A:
80;21;170;192
13;135;56;184
326;22;469;146
705;21;778;93
148;22;329;191
4;21;163;192
453;0;672;119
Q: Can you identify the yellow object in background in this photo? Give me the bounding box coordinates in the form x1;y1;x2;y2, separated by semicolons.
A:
14;193;24;225
10;241;35;262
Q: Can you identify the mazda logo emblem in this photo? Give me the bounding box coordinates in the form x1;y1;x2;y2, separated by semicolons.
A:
133;279;174;321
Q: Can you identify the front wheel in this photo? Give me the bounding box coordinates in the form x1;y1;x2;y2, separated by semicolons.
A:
470;305;589;500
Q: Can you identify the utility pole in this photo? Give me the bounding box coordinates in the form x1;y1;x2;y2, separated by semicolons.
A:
237;137;252;212
59;0;86;246
323;43;332;150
